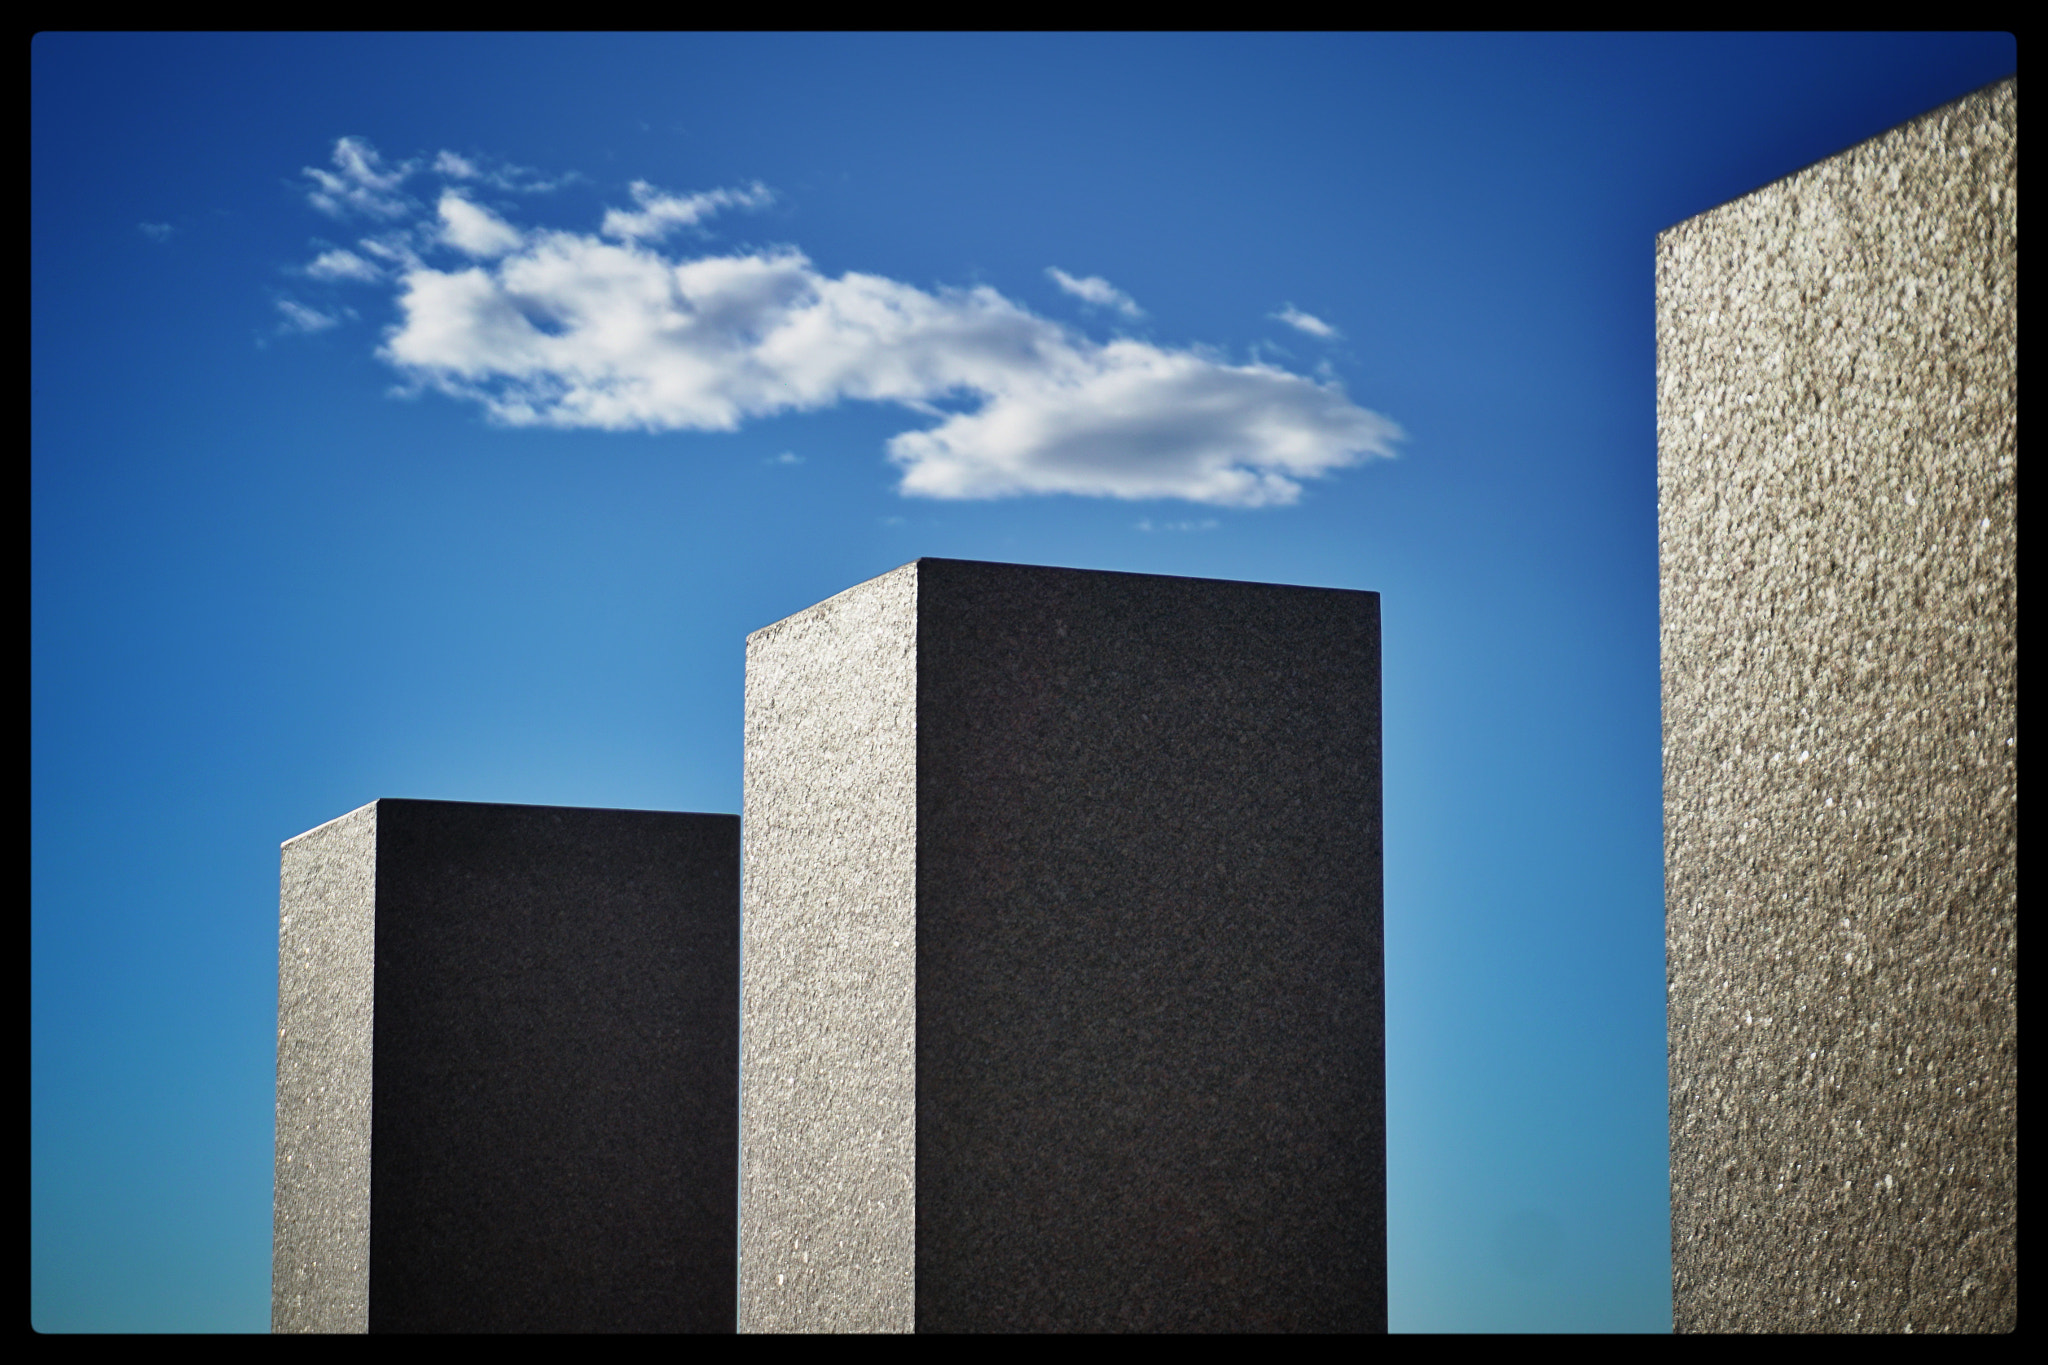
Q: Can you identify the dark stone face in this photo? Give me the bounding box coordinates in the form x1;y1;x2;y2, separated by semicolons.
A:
911;559;1385;1332
366;801;739;1334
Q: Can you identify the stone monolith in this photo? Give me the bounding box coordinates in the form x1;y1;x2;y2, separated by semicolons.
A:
740;558;1386;1332
1657;77;2016;1333
272;799;740;1333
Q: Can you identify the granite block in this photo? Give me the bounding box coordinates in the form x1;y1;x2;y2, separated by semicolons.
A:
742;558;1385;1332
273;802;377;1333
1657;78;2016;1332
272;799;740;1333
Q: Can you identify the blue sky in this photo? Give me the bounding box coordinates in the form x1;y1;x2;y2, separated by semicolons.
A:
31;33;2016;1333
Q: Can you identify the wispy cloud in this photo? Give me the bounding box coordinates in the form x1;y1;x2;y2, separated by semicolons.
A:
1047;267;1143;318
432;151;482;181
356;233;425;272
305;248;384;283
432;150;568;193
139;222;174;242
600;181;772;243
303;136;416;219
288;139;1399;507
1136;517;1220;532
437;194;524;258
276;298;344;334
1272;304;1339;339
303;138;567;227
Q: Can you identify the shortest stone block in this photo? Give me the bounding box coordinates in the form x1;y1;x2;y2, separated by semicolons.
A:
272;799;739;1333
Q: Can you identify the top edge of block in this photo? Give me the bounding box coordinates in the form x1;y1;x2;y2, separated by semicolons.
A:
913;556;1380;599
1654;73;2015;241
744;560;921;646
280;799;379;850
281;799;735;848
747;557;1378;644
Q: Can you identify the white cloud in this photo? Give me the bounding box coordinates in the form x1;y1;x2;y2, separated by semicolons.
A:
297;150;1399;507
886;341;1393;505
303;136;417;219
437;194;524;257
1272;304;1339;339
1136;518;1219;532
433;149;568;193
356;233;424;270
139;222;174;242
1047;267;1142;318
277;298;344;333
306;248;384;283
307;138;565;225
600;180;772;243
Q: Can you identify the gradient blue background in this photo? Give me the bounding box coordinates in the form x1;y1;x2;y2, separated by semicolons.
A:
32;33;2016;1333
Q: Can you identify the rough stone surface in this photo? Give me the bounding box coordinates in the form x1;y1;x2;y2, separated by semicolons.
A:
742;558;1385;1333
274;803;378;1334
741;565;920;1333
273;799;740;1333
1657;78;2016;1333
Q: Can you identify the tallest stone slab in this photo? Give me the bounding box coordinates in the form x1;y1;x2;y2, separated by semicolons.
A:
741;558;1385;1332
1657;78;2016;1331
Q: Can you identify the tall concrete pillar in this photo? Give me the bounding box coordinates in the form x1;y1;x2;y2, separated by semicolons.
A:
272;799;740;1333
740;557;1385;1332
1657;78;2016;1332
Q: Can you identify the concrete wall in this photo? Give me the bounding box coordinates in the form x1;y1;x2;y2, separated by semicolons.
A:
741;558;1385;1332
1657;78;2016;1332
273;799;740;1333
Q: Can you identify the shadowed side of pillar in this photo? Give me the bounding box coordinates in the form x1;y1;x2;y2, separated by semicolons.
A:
914;559;1385;1333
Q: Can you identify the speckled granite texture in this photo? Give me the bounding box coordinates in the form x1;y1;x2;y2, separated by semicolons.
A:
273;799;740;1333
275;803;378;1333
1658;78;2015;1333
741;565;920;1333
742;559;1385;1332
